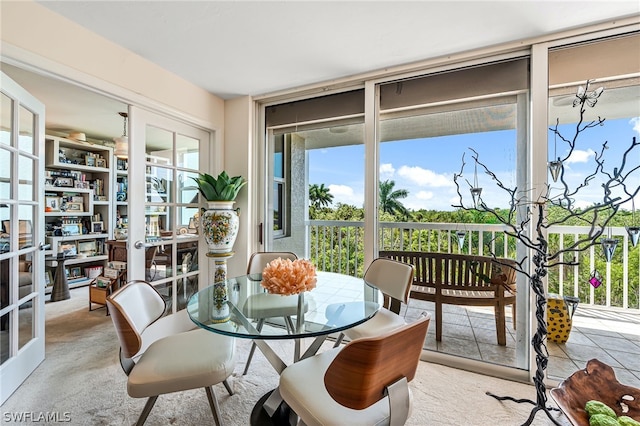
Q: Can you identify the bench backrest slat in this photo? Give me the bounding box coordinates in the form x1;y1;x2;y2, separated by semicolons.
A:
379;251;516;294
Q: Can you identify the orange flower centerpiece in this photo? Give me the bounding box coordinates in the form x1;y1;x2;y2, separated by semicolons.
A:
261;258;317;295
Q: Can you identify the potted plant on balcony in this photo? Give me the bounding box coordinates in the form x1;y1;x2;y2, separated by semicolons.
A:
191;171;247;254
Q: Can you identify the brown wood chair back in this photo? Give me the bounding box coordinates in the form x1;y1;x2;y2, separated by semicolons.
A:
106;280;166;359
324;314;430;410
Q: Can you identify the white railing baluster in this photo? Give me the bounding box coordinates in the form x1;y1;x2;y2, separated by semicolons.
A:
305;220;638;311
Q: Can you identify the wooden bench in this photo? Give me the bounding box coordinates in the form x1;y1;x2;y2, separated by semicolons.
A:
379;251;517;346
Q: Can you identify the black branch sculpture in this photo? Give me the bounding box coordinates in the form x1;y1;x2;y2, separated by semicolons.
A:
452;80;640;426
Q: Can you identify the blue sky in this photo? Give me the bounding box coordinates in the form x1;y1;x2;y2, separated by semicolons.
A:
308;116;640;212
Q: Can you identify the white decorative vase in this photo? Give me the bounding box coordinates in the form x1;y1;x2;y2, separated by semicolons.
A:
201;201;240;254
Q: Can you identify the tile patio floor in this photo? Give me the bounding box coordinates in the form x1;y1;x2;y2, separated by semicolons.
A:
401;299;640;388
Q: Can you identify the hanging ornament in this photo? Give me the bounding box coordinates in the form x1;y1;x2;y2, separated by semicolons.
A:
626;226;639;247
588;270;602;288
627;199;638;247
470;187;483;208
470;160;483;208
548;159;562;183
456;230;466;249
600;237;618;263
548;132;562;182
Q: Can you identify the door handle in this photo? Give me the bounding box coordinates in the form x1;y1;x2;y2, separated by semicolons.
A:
134;240;151;249
39;242;51;251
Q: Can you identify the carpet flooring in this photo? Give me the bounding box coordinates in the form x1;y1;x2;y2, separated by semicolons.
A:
0;287;569;425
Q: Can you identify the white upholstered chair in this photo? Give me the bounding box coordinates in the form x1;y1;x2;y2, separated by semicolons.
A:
280;314;430;426
329;257;414;347
242;251;308;374
107;280;236;426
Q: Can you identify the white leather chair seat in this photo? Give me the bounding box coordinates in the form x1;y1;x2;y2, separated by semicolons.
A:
128;328;236;398
280;347;408;426
242;293;308;319
342;307;407;341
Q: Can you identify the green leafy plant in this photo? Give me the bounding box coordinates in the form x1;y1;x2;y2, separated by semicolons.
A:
191;171;247;201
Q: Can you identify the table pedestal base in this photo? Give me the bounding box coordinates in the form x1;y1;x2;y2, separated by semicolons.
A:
48;256;76;302
250;390;292;426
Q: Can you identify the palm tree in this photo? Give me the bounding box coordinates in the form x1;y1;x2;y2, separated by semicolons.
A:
379;179;409;219
309;183;334;209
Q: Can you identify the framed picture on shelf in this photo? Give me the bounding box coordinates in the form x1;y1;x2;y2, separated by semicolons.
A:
45;196;60;211
77;240;97;255
91;221;104;234
61;223;82;236
74;181;90;189
68;266;82;278
58;242;77;257
85;155;96;167
54;177;74;188
66;202;84;212
96;158;107;168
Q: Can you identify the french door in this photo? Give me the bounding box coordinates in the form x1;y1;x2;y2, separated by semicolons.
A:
0;72;46;403
127;107;211;312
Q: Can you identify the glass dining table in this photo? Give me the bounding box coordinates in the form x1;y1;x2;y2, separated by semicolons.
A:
187;270;382;424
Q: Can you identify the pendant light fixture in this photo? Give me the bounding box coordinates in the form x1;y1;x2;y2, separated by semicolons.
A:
114;112;128;159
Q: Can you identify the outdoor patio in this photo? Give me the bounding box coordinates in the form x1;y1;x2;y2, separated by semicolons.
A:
401;299;640;388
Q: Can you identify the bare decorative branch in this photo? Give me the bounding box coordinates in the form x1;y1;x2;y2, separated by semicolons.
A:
456;80;640;426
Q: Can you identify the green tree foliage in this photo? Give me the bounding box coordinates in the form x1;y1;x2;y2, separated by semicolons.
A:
309;183;334;209
379;180;409;220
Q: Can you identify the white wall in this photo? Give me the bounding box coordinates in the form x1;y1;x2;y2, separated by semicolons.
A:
1;1;224;129
223;96;253;276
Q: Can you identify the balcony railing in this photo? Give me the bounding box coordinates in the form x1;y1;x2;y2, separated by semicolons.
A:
307;220;640;311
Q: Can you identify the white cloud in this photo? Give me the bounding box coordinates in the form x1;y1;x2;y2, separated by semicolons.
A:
416;191;434;200
328;184;363;206
397;165;453;187
379;163;395;179
631;117;640;135
566;149;595;165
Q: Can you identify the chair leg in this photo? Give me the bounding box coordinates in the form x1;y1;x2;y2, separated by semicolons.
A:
205;386;223;426
243;319;265;375
135;395;158;426
333;332;345;348
495;303;506;346
222;379;234;396
284;315;295;333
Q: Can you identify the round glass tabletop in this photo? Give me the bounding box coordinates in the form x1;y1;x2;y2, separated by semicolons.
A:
187;271;381;340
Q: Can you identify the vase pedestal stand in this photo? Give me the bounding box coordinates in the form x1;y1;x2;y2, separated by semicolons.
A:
206;252;235;322
206;251;235;284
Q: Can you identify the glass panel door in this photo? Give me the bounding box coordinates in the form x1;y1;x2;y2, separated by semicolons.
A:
128;108;209;313
376;59;530;372
264;90;367;274
0;72;45;404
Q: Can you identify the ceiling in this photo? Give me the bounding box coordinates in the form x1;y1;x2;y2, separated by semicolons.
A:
1;1;639;142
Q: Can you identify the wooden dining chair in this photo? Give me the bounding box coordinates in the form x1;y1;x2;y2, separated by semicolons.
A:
280;314;430;426
107;280;236;426
329;257;414;347
242;251;309;374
